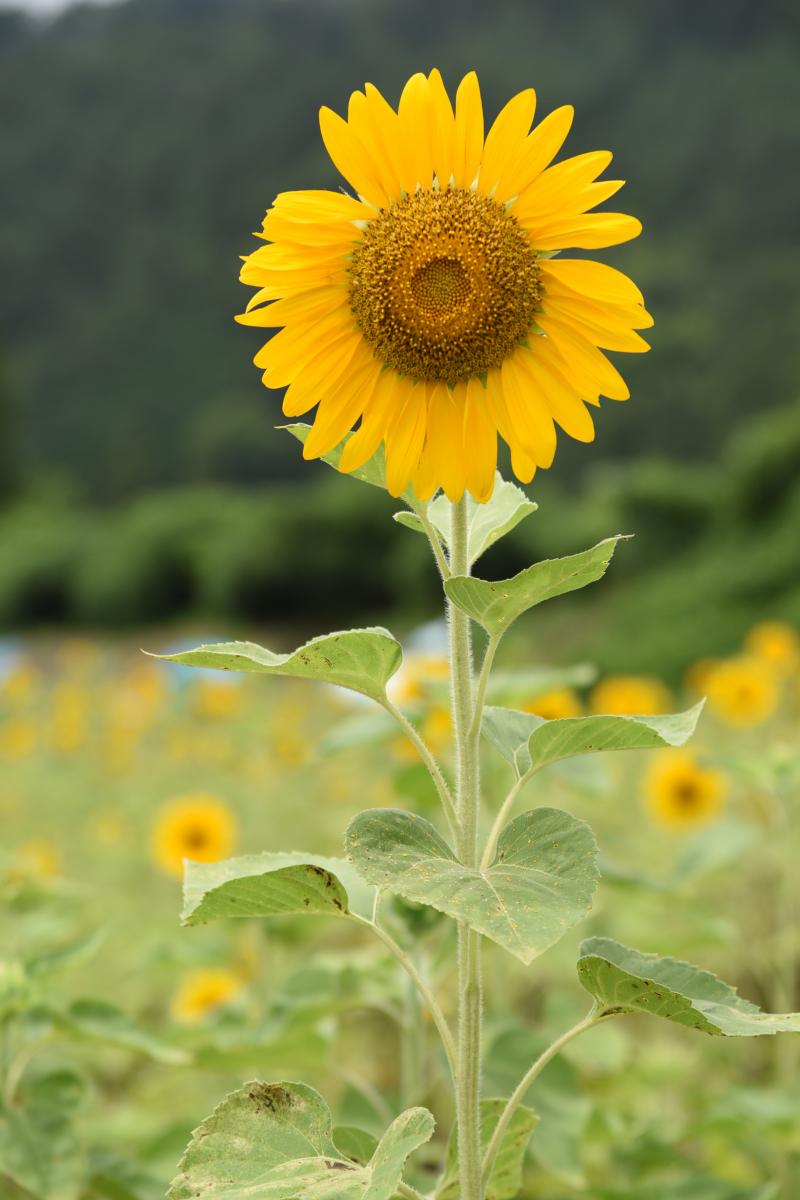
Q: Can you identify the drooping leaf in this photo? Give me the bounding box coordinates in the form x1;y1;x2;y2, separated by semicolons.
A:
167;1080;434;1200
394;475;537;567
181;853;374;926
578;938;800;1035
445;537;626;636
483;701;704;782
346;808;598;964
436;1099;538;1200
151;628;402;702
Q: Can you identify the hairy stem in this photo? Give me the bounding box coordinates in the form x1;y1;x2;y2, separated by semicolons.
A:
449;496;483;1200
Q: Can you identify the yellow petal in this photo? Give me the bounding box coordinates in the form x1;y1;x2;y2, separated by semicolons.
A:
398;72;436;189
302;348;381;458
463;378;497;501
513;150;612;221
501;354;557;468
479;88;536;196
510;444;537;485
339;369;407;473
414;384;465;502
254;309;356;379
427;69;456;185
543;285;653;331
363;82;417;196
237;286;345;329
537;314;630;400
319;105;388;208
515;347;595;442
529;212;642;251
540;258;644;306
494;105;573;203
260;212;362;247
280;335;363;415
452;71;484;188
544;296;651;353
272;190;371;222
384;383;428;495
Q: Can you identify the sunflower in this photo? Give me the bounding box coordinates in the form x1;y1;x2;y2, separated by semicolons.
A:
238;71;650;502
643;750;726;831
151;793;236;878
744;620;799;674
522;686;582;720
170;966;243;1024
590;674;671;716
705;657;779;728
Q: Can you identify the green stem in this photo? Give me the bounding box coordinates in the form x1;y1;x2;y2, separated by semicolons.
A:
348;912;457;1077
397;1182;428;1200
381;698;458;840
480;775;526;871
449;496;483;1200
467;634;499;746
481;1007;608;1187
413;504;451;581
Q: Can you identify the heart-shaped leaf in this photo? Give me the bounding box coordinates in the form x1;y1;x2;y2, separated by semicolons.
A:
578;938;800;1035
151;628;402;702
483;701;705;782
445;537;626;636
346;808;598;964
167;1080;434;1200
436;1099;538;1200
394;475;537;567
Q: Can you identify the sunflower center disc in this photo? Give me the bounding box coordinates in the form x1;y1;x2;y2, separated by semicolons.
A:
348;187;543;386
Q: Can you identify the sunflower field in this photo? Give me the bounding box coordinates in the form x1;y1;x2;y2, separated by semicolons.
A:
2;603;799;1199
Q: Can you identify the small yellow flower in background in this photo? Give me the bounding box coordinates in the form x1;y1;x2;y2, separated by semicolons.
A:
643;750;726;830
684;657;720;697
388;653;450;707
744;621;800;674
239;70;650;502
13;837;62;881
151;794;236;878
50;684;90;754
1;662;41;705
88;807;128;847
523;687;582;720
192;679;242;720
170;967;243;1023
705;657;779;727
421;705;453;754
590;674;671;716
0;718;38;760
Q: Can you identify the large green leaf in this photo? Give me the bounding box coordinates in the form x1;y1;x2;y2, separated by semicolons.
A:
578;938;800;1035
444;538;626;636
436;1099;538;1200
167;1080;434;1200
483;701;704;782
346;809;597;964
152;628;402;702
182;853;376;925
394;475;536;566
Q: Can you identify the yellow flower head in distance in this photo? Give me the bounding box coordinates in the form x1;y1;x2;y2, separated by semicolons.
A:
644;750;726;830
238;71;650;502
705;657;779;728
151;793;236;878
192;679;243;720
590;674;671;716
387;652;450;706
523;687;582;720
744;621;800;674
170;967;243;1024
